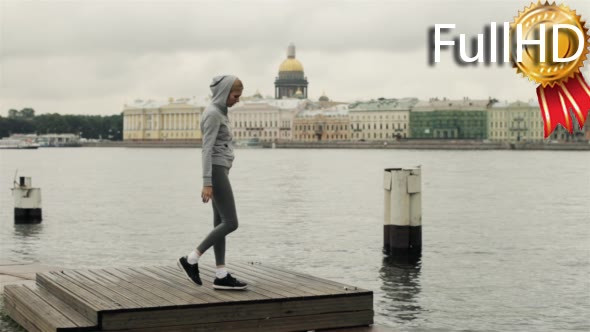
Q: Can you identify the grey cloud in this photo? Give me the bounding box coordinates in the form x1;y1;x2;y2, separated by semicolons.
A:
1;0;589;115
1;0;555;58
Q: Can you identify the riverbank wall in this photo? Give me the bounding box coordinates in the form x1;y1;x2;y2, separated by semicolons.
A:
81;139;590;150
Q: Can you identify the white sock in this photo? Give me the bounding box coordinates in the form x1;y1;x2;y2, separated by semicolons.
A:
187;249;200;265
215;267;228;279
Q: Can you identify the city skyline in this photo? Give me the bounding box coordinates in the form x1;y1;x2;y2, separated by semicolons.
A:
1;0;589;116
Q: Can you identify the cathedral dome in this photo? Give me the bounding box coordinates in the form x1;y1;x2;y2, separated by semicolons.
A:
278;43;304;73
279;58;304;72
275;43;308;99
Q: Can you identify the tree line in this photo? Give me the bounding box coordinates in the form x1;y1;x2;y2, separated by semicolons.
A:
0;108;123;140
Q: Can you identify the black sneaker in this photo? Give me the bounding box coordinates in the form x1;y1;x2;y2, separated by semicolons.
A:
176;256;202;286
213;272;248;290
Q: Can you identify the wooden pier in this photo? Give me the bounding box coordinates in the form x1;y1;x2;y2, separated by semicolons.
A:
3;261;374;332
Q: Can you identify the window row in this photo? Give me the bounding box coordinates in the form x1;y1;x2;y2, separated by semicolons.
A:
294;134;348;140
295;124;349;131
352;132;407;139
351;114;408;120
234;121;291;128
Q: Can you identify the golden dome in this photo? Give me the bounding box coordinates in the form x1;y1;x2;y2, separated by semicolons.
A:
279;58;304;72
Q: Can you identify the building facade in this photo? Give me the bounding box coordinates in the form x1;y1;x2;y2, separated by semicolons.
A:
275;43;309;99
293;105;350;141
488;100;545;142
410;98;490;139
229;99;309;142
348;98;417;140
123;97;206;141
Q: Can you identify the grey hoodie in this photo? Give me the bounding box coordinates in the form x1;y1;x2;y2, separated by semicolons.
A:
201;75;237;186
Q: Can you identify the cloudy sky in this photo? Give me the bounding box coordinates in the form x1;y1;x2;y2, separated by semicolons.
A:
1;0;589;116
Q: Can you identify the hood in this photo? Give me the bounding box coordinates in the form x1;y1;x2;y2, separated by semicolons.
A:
209;75;238;115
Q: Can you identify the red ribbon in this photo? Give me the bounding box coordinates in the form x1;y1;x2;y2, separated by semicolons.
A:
536;73;590;138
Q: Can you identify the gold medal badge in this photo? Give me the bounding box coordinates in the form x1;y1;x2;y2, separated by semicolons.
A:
511;1;590;138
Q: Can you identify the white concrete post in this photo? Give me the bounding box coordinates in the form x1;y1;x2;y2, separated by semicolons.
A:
11;176;42;223
383;167;422;257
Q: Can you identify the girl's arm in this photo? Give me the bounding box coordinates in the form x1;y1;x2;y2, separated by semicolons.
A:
201;112;221;187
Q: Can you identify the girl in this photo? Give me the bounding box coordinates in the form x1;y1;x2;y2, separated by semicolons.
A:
178;75;247;290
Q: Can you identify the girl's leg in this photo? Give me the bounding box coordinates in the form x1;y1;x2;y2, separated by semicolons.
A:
196;165;238;266
211;199;226;267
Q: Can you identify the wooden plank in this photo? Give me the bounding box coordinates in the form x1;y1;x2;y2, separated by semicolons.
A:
159;265;269;301
236;262;346;291
161;264;359;308
232;261;350;294
0;278;35;295
221;263;320;297
147;264;271;303
225;263;328;297
144;265;246;303
57;270;141;309
195;264;299;298
156;266;266;302
139;266;242;303
318;325;396;332
26;284;96;328
100;268;191;306
3;293;44;332
230;262;334;296
126;266;223;304
79;269;178;307
102;309;373;332
36;272;106;325
248;262;357;290
100;294;373;330
2;262;375;332
4;263;372;332
70;269;162;308
246;262;370;293
4;285;76;332
164;264;286;301
42;271;122;310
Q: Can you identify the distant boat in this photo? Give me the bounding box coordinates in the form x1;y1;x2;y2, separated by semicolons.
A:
38;140;82;147
0;138;40;149
233;137;263;148
36;134;82;147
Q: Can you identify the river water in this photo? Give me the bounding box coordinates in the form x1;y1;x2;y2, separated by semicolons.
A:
0;147;589;331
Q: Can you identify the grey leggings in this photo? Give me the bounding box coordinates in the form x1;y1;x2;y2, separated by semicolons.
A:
196;164;238;266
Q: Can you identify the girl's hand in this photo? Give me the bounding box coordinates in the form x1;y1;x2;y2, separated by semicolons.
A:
201;186;213;203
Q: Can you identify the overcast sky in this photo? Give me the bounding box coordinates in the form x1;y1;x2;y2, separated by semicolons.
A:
1;0;589;116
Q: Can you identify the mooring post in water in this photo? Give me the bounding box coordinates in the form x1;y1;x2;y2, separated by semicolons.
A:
11;176;42;223
383;167;422;257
